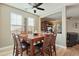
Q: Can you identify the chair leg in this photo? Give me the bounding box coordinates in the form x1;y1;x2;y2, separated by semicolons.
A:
21;50;23;56
53;45;56;56
50;46;52;56
15;49;19;56
13;45;15;56
26;49;28;55
40;48;44;56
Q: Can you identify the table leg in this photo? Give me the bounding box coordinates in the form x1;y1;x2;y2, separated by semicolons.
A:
31;45;35;56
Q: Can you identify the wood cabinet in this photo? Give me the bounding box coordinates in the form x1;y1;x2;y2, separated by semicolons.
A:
41;21;53;32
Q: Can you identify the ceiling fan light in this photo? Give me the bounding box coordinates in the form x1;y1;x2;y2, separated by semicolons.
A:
34;10;36;13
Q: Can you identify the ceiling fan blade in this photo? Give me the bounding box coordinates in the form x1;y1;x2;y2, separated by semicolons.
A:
34;3;43;7
36;7;45;11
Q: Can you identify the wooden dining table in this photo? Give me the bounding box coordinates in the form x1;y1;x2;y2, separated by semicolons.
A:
19;33;44;55
19;32;55;56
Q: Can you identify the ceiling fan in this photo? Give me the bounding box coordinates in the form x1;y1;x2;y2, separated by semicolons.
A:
28;3;45;13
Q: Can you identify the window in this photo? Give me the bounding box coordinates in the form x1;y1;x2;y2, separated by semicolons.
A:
27;17;35;33
27;17;34;26
11;13;22;33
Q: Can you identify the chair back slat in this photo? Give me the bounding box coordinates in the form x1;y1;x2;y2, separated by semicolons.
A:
43;34;51;48
50;33;57;46
43;33;57;55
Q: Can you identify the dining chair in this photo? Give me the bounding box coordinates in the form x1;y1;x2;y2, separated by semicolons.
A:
34;37;44;55
12;33;30;56
29;36;44;56
49;33;57;56
42;34;52;56
42;33;57;56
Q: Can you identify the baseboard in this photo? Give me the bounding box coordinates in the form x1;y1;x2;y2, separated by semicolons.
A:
56;44;67;48
0;45;13;56
0;45;13;51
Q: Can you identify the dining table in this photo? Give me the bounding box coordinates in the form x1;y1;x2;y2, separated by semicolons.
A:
19;32;55;56
19;33;45;55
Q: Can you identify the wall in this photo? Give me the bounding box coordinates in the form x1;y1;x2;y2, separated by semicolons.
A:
49;20;65;48
56;7;67;48
0;6;2;45
67;19;79;33
40;7;67;48
0;4;40;48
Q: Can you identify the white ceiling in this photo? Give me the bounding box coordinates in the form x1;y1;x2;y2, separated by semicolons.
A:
5;3;76;17
46;12;62;20
67;4;79;19
44;4;79;20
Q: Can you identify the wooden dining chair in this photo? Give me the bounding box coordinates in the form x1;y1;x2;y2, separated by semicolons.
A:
43;34;52;56
29;36;44;56
12;33;30;56
42;33;57;56
34;37;44;55
49;33;57;56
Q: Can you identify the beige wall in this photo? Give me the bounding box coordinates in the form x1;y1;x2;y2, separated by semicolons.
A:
40;7;67;48
67;19;79;33
56;7;67;48
0;4;40;48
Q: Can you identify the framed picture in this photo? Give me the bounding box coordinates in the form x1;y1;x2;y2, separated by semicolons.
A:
57;23;62;33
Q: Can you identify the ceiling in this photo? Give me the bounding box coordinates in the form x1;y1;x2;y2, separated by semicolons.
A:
5;3;76;17
67;4;79;19
44;4;79;20
46;12;62;20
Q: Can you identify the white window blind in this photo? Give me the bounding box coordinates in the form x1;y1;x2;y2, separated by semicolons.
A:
11;13;22;33
27;17;35;33
27;17;34;26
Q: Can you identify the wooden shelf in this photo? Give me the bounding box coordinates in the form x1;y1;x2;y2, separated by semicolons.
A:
41;21;53;32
